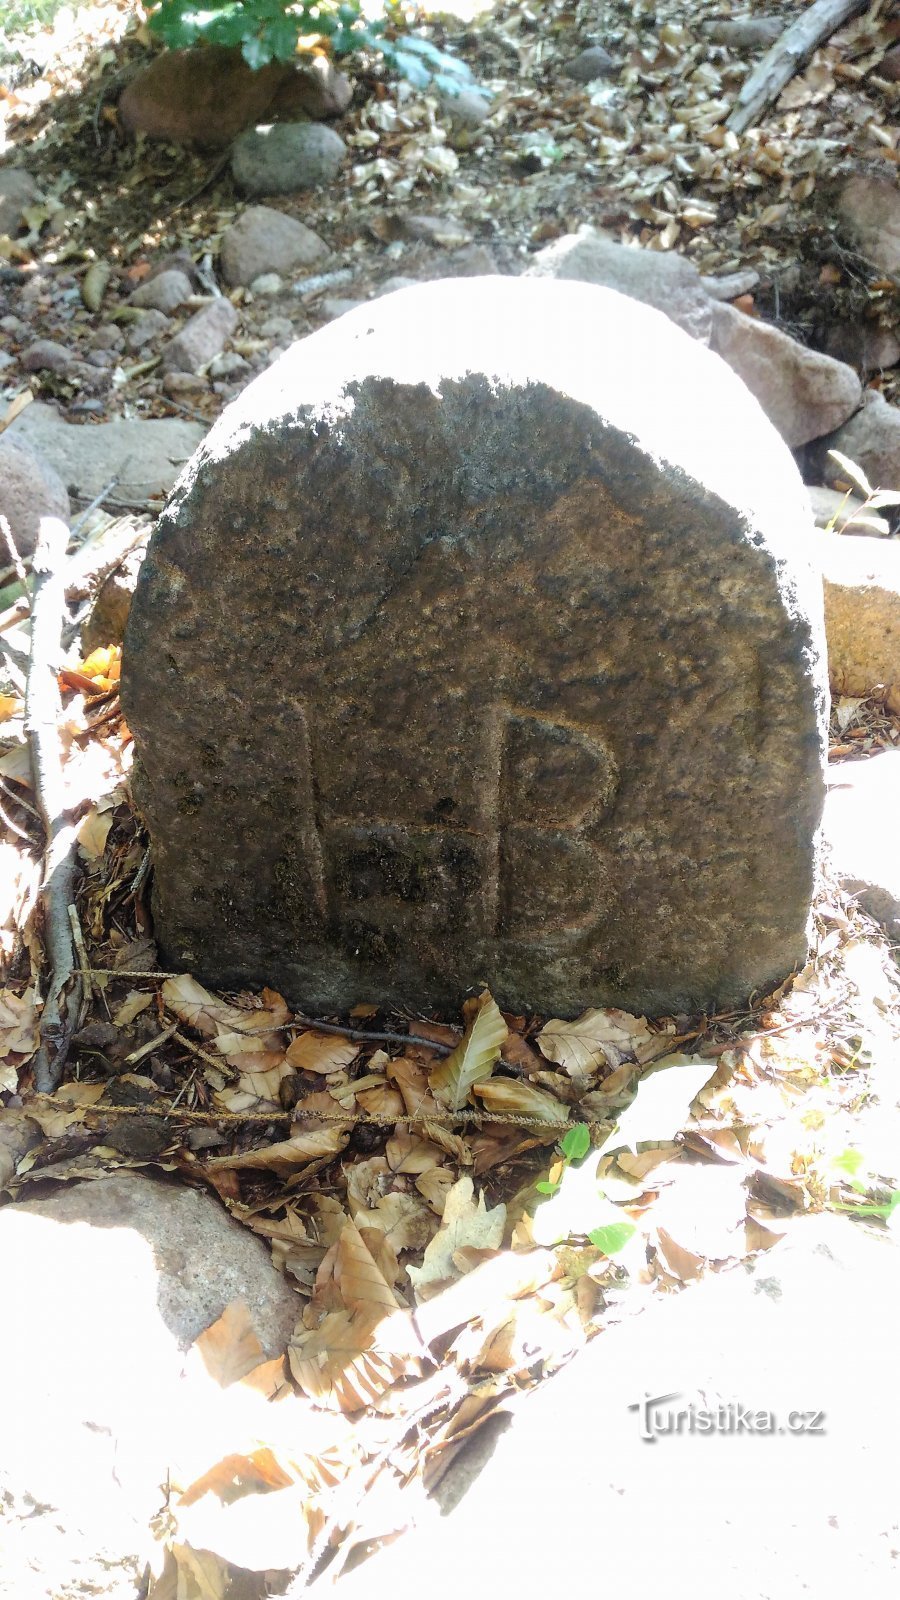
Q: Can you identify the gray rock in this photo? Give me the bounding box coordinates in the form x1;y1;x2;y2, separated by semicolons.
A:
438;86;491;129
249;271;284;296
710;302;862;448
563;45;617;82
220;205;327;288
701;268;760;301
838;174;900;280
161;296;238;375
122;277;827;1019
334;1216;900;1600
0;433;71;559
704;17;784;48
442;243;499;276
0;349;14;371
0;1173;301;1600
129;267;193;314
824;752;900;934
8;400;206;508
525;227;714;342
208;351;251;379
817;389;900;492
20;339;76;374
807;485;889;537
232;122;347;196
125;308;171;351
259;314;295;339
817;531;900;699
0;167;41;235
89;323;126;350
823;320;900;374
321;296;364;320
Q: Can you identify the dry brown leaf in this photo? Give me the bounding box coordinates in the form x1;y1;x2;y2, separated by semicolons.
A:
416;1167;455;1214
356;1083;405;1120
471;1077;569;1126
288;1306;418;1411
538;1007;653;1083
386;1054;437;1117
0;985;38;1057
429;991;507;1111
333;1219;402;1315
406;1176;506;1298
190;1300;267;1388
203;1127;349;1175
162;974;289;1040
285;1031;359;1075
386;1130;444;1173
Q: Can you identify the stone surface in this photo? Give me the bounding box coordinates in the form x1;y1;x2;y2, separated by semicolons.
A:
817;531;900;698
123;277;827;1018
20;338;76;373
525;227;714;342
0;1173;301;1600
823;319;900;374
703;16;783;47
161;296;238;375
807;484;889;537
0;167;41;235
818;388;900;492
125;307;170;351
332;1216;900;1600
0;433;71;559
710;301;862;448
824;752;900;934
563;44;617;81
129;267;193;314
117;44;348;147
8;400;206;508
221;204;327;288
81;544;147;652
232;122;347;196
838;174;900;280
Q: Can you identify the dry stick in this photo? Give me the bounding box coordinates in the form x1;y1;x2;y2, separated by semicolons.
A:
25;516;83;1094
726;0;870;133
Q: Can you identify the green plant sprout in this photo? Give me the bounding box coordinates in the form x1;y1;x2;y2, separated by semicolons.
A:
536;1122;637;1257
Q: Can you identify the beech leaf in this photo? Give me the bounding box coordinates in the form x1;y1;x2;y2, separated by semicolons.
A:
429;991;507;1111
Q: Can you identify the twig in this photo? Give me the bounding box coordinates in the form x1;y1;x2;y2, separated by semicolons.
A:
291;1014;461;1054
24;516;83;1093
726;0;870;133
68;902;93;1007
0;514;30;599
69;477;120;538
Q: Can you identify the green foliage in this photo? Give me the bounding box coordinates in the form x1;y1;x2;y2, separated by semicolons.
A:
146;0;484;95
831;1147;900;1223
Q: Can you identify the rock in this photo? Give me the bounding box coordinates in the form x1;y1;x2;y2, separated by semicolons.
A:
124;308;170;352
117;44;345;148
269;54;353;120
817;531;900;699
525;227;714;342
20;338;76;374
161;297;238;375
824;752;900;934
703;17;784;48
709;302;862;448
163;372;209;398
882;44;900;83
220;205;327;289
438;86;491;128
259;315;295;339
823;320;900;373
563;45;617;82
89;323;125;350
0;434;71;559
129;267;193;314
208;351;251;380
122;277;827;1019
375;274;419;297
321;296;364;319
0;1173;301;1600
701;268;760;301
249;272;284;296
232;123;347;196
817;389;900;492
0;349;14;371
8;400;206;508
807;485;890;537
837;174;900;281
81;544;148;652
333;1216;900;1600
0;167;41;235
441;243;499;276
400;214;472;247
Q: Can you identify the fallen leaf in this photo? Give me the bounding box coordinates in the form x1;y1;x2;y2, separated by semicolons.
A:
285;1031;359;1075
429;991;507;1110
471;1076;569;1126
407;1175;506;1297
537;1007;654;1083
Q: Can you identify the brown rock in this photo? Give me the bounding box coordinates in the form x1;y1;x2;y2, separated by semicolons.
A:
220;205;327;288
118;45;350;150
525;228;714;343
837;174;900;281
817;531;900;700
123;279;827;1019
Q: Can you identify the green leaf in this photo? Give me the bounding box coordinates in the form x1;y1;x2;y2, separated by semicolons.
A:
588;1221;636;1256
535;1179;560;1196
429;992;507;1112
561;1123;591;1162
